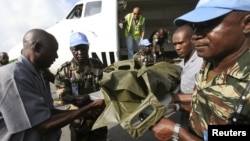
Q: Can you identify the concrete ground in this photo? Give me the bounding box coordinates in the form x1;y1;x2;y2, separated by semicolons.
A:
58;125;157;141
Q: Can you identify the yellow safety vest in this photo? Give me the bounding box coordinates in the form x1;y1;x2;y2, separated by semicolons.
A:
124;13;145;40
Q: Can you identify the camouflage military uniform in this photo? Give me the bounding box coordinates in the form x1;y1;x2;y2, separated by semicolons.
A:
54;58;107;141
189;49;250;138
133;51;154;65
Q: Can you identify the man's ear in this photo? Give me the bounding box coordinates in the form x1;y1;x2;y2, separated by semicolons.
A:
243;14;250;34
33;42;41;53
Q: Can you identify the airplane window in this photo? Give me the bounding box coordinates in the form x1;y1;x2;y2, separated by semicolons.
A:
84;1;102;17
66;4;83;19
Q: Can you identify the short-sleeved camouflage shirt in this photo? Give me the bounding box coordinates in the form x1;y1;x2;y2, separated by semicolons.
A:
190;49;250;137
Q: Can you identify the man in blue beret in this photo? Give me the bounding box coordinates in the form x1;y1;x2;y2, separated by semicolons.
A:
133;39;155;65
152;0;250;140
54;32;107;141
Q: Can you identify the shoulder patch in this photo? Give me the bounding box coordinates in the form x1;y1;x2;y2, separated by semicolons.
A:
56;61;71;72
62;61;71;67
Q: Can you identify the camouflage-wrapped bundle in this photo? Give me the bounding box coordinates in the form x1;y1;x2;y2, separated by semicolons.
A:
92;59;181;138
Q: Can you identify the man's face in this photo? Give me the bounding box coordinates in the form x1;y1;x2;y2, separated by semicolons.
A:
172;31;193;59
191;11;246;61
141;45;152;54
133;8;140;20
38;38;58;69
158;30;167;40
75;6;82;18
70;44;89;64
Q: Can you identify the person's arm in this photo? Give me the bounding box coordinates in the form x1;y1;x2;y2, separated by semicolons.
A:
140;16;146;39
119;17;126;29
54;73;74;103
179;103;192;113
152;41;157;55
43;68;55;83
151;33;158;55
54;70;88;106
172;93;192;103
57;87;91;107
141;31;145;40
35;99;104;134
172;94;192;112
152;118;202;141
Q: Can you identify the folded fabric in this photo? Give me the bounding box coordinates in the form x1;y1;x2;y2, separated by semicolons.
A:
92;59;181;138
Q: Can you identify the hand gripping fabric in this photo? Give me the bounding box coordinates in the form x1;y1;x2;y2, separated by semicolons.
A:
92;59;181;138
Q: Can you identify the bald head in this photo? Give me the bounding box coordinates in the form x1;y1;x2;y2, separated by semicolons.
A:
22;29;58;70
23;29;57;49
158;28;168;39
133;7;140;13
0;52;7;59
0;52;9;65
173;25;193;38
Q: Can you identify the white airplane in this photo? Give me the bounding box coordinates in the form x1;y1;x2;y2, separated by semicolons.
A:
8;0;128;74
8;0;197;74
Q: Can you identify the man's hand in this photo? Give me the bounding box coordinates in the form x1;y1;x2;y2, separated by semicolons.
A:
83;99;105;118
74;95;92;107
90;99;104;107
151;118;175;141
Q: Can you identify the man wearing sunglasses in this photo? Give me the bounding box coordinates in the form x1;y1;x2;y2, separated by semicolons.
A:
152;0;250;140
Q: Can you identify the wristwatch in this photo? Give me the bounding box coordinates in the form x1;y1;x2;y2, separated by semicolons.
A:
172;123;181;141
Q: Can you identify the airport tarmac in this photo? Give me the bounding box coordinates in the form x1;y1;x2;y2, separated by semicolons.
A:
58;123;157;141
50;84;158;141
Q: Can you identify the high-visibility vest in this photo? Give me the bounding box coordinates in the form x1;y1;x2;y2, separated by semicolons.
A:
124;13;145;40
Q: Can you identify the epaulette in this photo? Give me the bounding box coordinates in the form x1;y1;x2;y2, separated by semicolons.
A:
61;61;71;67
56;61;71;72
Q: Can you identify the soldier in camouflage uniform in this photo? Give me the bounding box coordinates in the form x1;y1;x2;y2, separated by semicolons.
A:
133;39;155;65
54;32;107;141
152;0;250;141
149;28;168;58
